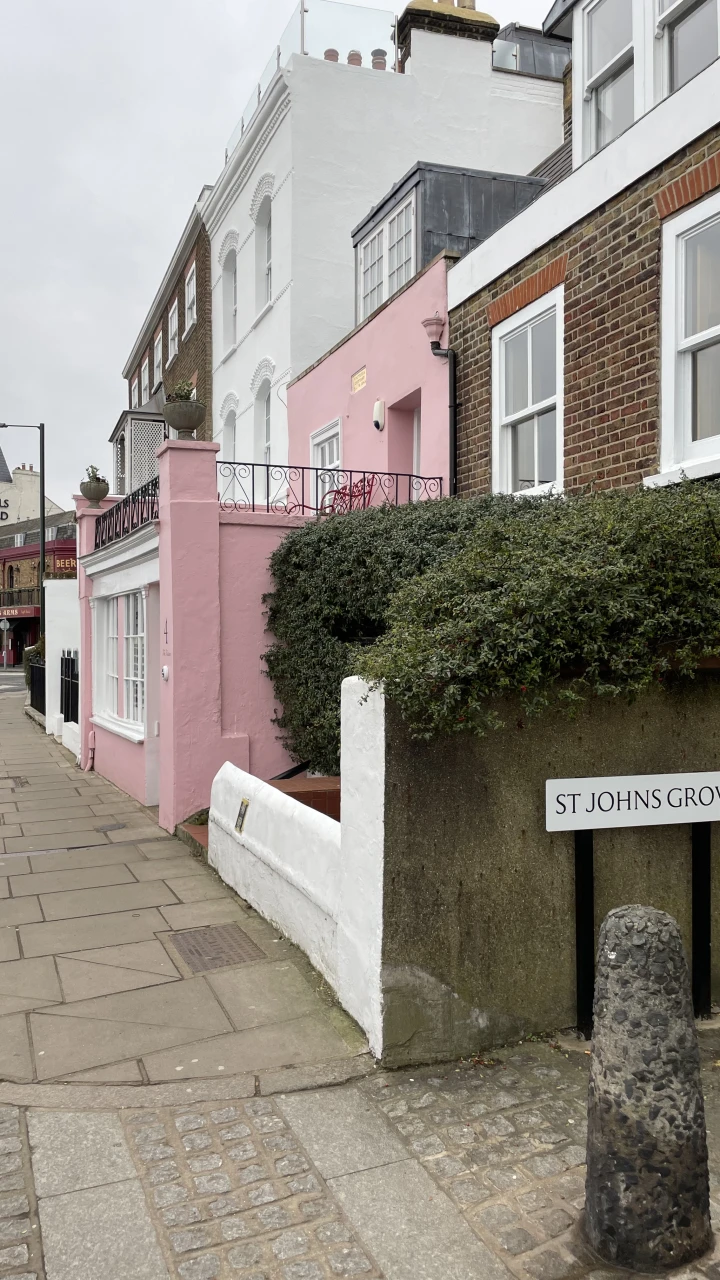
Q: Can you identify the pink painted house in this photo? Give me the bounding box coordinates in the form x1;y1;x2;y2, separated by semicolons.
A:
287;253;455;498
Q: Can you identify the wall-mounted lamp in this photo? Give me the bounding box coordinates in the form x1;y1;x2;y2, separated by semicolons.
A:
420;313;457;497
373;400;385;432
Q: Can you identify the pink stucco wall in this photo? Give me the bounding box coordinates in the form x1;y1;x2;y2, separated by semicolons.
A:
288;254;452;493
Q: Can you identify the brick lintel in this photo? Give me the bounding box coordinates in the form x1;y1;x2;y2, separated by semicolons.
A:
486;255;569;329
655;153;720;219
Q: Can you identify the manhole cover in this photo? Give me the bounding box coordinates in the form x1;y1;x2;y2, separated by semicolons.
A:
170;923;266;973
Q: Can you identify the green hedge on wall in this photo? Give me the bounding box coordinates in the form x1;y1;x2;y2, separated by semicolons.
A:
357;481;720;740
264;496;505;774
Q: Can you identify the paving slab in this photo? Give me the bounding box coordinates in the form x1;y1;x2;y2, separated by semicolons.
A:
5;835;111;855
27;1110;137;1196
108;825;169;844
0;856;30;876
19;908;169;957
61;1060;144;1083
128;857;204;881
27;845;142;873
18;816;116;837
65;940;180;977
0;901;41;928
137;840;189;858
329;1158;515;1280
0;930;20;962
142;1014;356;1081
160;876;229;904
0;1014;33;1081
0;827;23;840
29;1013;227;1080
10;864;137;897
277;1086;408;1179
38;1179;169;1280
158;900;247;931
207;961;325;1031
56;957;178;1002
0;957;61;1004
42;975;232;1032
39;881;179;921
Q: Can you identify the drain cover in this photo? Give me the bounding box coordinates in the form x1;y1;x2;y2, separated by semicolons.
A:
170;923;266;972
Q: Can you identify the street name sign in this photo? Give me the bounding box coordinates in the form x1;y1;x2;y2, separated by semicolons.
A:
546;771;720;831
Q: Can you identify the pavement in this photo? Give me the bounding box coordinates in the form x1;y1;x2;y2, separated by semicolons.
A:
1;682;720;1280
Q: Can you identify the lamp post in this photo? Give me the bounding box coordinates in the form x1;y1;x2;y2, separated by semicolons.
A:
0;423;46;638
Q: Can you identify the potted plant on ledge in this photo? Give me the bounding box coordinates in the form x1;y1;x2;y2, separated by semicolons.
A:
79;465;109;508
163;379;206;440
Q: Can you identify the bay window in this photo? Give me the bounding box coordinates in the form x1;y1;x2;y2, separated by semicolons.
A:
106;598;118;715
492;287;564;496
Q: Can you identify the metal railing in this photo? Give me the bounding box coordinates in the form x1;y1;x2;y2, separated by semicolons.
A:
94;477;159;550
217;462;443;515
60;650;79;724
0;589;40;607
29;656;45;716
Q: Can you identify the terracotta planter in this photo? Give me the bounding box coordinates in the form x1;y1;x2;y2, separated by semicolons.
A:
79;478;109;508
163;400;206;440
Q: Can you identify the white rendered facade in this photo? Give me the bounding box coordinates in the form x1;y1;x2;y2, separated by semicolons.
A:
204;23;565;469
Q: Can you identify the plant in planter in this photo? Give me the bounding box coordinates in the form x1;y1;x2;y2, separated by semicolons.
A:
163;380;206;440
79;465;110;508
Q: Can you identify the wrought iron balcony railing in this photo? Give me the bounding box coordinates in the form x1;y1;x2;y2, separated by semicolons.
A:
0;589;40;607
217;462;443;515
94;477;160;551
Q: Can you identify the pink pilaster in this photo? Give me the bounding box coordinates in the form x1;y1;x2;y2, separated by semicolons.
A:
158;439;221;832
75;495;117;771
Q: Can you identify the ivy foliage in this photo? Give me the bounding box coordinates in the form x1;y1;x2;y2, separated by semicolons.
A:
264;497;501;773
356;482;720;739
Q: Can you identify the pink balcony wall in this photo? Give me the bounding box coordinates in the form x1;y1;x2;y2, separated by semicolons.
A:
287;253;453;492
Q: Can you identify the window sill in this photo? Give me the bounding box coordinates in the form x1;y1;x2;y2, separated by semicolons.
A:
165;352;178;371
182;319;197;342
644;455;720;487
251;300;273;330
91;712;145;744
501;481;564;499
218;343;238;369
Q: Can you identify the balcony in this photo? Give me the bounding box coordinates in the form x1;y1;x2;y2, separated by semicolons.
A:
226;0;396;161
0;589;41;618
217;462;443;515
94;478;159;551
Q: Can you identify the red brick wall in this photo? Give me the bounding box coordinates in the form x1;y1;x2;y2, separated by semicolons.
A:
450;125;720;495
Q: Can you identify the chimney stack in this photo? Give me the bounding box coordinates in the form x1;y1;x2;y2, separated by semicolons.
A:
347;50;362;66
324;48;339;61
456;0;476;7
372;48;387;69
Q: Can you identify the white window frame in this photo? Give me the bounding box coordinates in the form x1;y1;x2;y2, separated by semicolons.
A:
153;333;163;390
123;591;146;727
167;299;179;364
311;419;342;507
654;0;720;101
358;193;416;321
184;264;197;336
131;377;139;409
265;210;272;305
106;597;118;715
491;285;565;497
140;357;150;405
651;187;720;487
91;593;147;743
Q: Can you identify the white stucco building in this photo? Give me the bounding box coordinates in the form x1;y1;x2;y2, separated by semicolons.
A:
203;0;567;473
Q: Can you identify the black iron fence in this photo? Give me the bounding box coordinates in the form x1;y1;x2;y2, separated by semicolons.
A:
28;655;45;716
60;650;79;724
217;462;443;515
94;477;159;550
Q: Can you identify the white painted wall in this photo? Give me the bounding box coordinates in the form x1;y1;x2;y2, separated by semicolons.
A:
209;676;387;1057
44;578;81;748
0;468;64;528
206;31;563;468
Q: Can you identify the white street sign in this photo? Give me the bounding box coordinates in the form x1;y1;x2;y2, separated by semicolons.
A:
546;771;720;832
0;621;10;631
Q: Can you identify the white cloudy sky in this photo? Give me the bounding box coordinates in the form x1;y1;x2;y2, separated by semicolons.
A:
0;0;549;509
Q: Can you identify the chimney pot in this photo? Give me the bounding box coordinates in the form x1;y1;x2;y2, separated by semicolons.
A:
29;464;33;471
21;464;25;470
371;47;387;69
347;49;362;66
324;47;339;61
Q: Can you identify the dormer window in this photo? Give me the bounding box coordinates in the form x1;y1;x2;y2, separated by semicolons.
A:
358;195;415;321
584;0;634;153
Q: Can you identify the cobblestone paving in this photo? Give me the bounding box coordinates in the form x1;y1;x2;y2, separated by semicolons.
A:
121;1098;382;1280
0;1104;44;1280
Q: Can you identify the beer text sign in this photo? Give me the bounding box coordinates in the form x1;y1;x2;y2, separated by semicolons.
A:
546;772;720;832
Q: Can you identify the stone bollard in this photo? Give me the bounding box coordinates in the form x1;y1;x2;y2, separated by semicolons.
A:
586;905;712;1271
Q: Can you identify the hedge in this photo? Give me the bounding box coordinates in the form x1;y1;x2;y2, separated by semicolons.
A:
356;481;720;739
263;496;504;773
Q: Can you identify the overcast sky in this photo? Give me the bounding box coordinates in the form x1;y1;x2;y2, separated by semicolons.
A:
0;0;549;509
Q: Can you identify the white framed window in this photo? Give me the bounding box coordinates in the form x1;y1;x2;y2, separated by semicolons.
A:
141;357;150;405
255;197;273;314
656;0;719;97
653;189;720;486
311;420;341;507
263;386;271;464
222;251;238;351
124;592;145;726
106;597;118;715
153;333;163;389
168;299;179;363
131;377;139;409
358;195;416;320
492;286;564;496
582;0;635;155
265;210;272;305
184;264;197;335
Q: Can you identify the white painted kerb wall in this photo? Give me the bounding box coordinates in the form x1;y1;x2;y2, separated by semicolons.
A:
44;579;81;755
209;677;386;1057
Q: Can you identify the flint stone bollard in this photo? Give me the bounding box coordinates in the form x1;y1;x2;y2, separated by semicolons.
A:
586;905;712;1271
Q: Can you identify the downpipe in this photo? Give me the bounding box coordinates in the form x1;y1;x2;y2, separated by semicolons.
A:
84;728;95;773
431;341;457;497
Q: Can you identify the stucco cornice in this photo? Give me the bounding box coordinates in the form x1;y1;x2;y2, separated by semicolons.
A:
80;522;159;578
203;80;291;237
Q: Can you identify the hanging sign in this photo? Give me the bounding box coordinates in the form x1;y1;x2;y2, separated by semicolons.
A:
546;771;720;832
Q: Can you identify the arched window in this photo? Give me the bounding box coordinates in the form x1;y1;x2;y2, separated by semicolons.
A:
8;566;14;589
254;380;272;468
255;196;272;312
222;249;238;352
222;410;236;463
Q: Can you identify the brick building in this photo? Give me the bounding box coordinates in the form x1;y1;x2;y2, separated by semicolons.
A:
0;511;76;665
448;0;720;497
111;186;214;494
